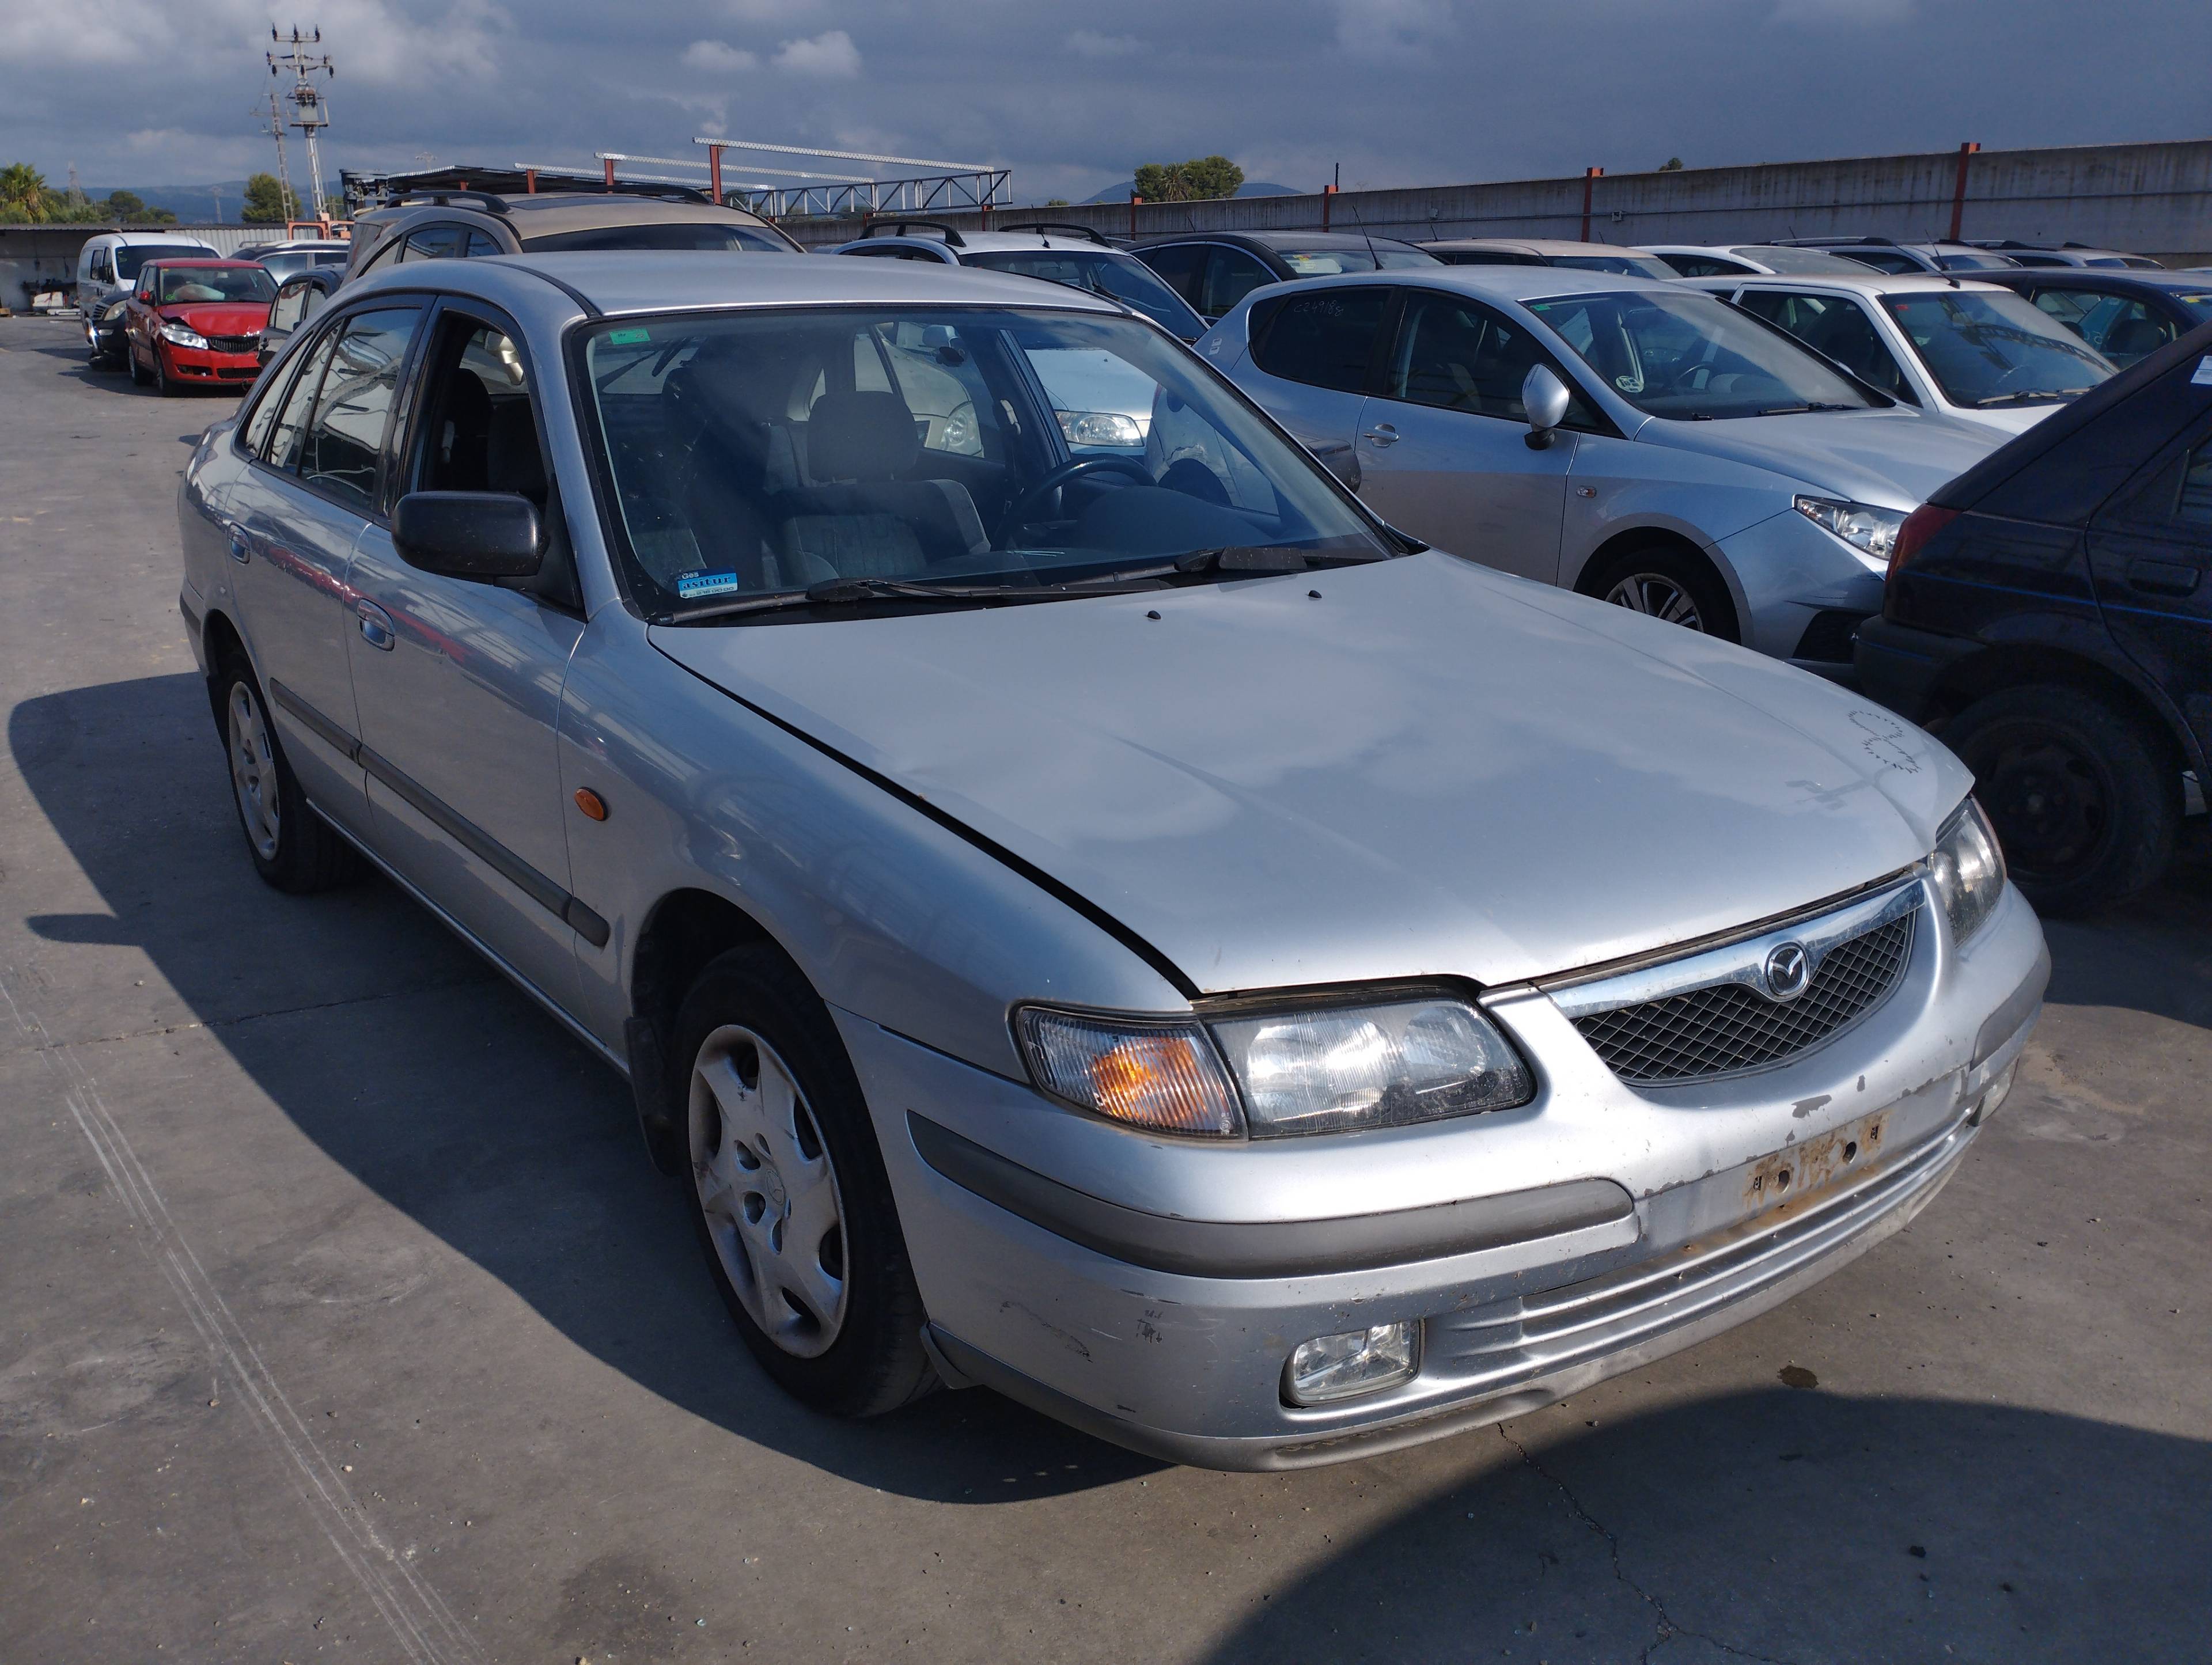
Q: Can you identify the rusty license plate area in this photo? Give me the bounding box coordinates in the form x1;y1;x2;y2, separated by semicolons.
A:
1744;1106;1892;1220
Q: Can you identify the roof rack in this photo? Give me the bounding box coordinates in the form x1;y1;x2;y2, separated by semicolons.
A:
861;218;965;247
997;221;1112;247
392;188;513;215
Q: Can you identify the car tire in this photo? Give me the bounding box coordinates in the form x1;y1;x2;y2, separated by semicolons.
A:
671;946;937;1418
128;344;150;386
1585;545;1740;642
154;350;177;398
213;655;357;893
1943;682;2177;916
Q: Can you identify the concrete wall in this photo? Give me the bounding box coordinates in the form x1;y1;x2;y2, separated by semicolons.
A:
0;225;266;312
778;138;2212;264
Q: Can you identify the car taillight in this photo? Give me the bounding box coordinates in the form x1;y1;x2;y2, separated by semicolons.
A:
1888;503;1959;582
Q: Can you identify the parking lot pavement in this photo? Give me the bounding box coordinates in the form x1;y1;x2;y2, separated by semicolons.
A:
0;309;2205;1664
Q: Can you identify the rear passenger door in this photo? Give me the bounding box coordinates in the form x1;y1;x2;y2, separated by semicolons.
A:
1355;287;1586;581
2086;403;2212;729
1235;287;1391;488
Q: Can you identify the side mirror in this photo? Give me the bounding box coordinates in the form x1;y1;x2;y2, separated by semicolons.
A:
1522;364;1572;450
392;492;542;580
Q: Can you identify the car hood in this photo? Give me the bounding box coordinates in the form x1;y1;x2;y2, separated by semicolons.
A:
1953;401;2067;437
649;554;1971;996
1626;407;1998;511
160;301;269;337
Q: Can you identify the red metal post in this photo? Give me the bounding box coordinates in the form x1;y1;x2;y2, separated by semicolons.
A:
603;157;616;189
707;144;722;204
1322;183;1336;231
524;169;537;194
1130;194;1141;239
1581;166;1603;242
1948;141;1980;240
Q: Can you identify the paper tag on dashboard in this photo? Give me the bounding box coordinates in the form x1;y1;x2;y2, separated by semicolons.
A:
2192;356;2212;386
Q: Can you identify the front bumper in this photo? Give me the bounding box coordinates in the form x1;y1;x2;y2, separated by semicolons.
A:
839;877;2048;1470
1713;508;1889;671
158;342;261;386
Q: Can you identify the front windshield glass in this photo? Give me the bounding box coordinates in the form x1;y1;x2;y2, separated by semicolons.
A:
1526;288;1877;419
1552;252;1681;280
116;244;210;279
962;249;1206;340
156;266;275;304
1881;290;2113;406
1730;246;1881;275
1277;244;1439;275
578;306;1388;619
259;249;349;282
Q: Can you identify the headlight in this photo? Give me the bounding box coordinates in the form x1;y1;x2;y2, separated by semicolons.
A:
1930;798;2006;945
1015;994;1535;1139
1209;998;1533;1136
1793;495;1905;565
101;299;132;325
1056;410;1144;447
158;321;210;350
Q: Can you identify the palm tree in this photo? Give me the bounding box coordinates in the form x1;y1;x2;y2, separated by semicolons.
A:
1;162;57;222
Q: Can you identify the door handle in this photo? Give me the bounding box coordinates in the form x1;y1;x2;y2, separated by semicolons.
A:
355;600;396;651
1362;423;1400;447
226;527;249;564
2126;558;2199;598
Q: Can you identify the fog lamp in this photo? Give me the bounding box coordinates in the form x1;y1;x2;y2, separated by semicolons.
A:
1285;1321;1419;1405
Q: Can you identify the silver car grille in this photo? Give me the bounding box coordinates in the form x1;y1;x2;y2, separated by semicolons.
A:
1547;875;1923;1086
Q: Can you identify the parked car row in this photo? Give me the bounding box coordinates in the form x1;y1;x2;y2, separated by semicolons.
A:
177;249;2050;1469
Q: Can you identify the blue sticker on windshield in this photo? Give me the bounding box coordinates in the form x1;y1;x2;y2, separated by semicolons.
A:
676;571;741;599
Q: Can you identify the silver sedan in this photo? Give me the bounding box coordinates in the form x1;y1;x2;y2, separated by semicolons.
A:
176;252;2048;1469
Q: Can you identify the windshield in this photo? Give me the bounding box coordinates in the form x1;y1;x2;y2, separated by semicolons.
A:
259;249;349;282
1730;246;1880;275
527;222;791;253
962;249;1207;340
1552;252;1681;280
1526;288;1877;419
578;306;1388;620
1276;244;1440;275
155;266;275;305
1880;290;2114;405
1931;249;2020;271
116;244;210;280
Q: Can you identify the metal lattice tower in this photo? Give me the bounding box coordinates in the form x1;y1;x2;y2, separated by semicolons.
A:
267;26;335;220
252;92;298;221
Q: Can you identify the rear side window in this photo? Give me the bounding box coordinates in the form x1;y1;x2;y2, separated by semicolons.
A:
1137;244;1204;305
402;226;464;261
1251;289;1388;393
1734;290;1914;401
1200;246;1275;318
298;306;426;511
464;230;502;257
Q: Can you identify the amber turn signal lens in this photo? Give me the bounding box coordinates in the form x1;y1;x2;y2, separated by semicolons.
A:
573;788;608;821
1014;1008;1242;1136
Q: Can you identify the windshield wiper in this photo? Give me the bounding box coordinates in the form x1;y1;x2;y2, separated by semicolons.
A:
1970;389;2089;408
661;574;1155;625
1754;401;1859;415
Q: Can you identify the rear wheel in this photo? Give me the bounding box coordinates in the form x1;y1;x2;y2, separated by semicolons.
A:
672;947;935;1417
213;657;356;893
128;343;150;386
1944;682;2177;916
1586;545;1739;642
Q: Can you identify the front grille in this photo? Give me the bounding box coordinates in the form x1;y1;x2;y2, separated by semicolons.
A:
1575;912;1914;1083
204;334;259;353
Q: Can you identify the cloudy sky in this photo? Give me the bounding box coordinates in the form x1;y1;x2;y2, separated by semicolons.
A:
2;0;2205;202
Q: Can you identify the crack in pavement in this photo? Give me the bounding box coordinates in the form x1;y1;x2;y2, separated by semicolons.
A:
0;973;493;1058
1498;1424;1802;1665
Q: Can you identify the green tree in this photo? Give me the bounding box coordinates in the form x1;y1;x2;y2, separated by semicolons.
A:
104;189;145;216
1132;155;1244;203
0;162;57;222
1658;157;1685;172
241;172;294;223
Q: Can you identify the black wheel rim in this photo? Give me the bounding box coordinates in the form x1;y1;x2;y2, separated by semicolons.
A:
1965;722;2112;883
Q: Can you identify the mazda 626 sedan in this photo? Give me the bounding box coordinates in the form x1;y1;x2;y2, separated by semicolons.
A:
176;252;2050;1469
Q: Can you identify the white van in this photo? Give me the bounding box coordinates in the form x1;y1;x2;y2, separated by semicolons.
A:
78;230;217;366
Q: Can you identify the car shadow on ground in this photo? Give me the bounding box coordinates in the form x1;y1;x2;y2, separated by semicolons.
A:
11;670;1157;1505
1198;1391;2210;1664
14;325;237;403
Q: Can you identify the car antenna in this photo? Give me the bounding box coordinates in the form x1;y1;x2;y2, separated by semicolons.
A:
1344;195;1380;267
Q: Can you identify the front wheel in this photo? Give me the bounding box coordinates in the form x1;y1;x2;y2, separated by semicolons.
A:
1943;683;2177;916
128;344;150;386
153;348;178;398
1586;545;1739;642
213;658;356;893
672;947;935;1417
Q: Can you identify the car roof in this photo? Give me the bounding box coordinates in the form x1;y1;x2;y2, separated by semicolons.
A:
341;250;1135;321
143;259;262;268
1136;229;1426;253
843;229;1134;255
1232;265;1679;306
1982;268;2209;293
357;192;784;240
1691;271;2004;296
1422;238;1648;257
93;230;215;246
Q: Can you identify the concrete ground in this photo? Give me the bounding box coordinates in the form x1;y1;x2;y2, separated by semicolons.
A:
0;310;2204;1665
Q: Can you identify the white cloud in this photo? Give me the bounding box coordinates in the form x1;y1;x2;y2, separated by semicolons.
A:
681;39;759;73
1330;0;1455;60
1066;30;1144;58
1771;0;1913;22
772;28;861;77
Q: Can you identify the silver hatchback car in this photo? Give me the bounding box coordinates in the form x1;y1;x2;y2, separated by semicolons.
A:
177;253;2048;1469
1200;267;2004;670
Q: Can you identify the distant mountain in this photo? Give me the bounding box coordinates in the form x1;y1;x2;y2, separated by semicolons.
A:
1076;180;1301;206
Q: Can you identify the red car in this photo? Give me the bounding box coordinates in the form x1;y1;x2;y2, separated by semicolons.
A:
121;259;276;396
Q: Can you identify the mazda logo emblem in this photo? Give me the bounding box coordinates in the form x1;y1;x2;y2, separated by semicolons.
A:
1763;942;1811;1002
